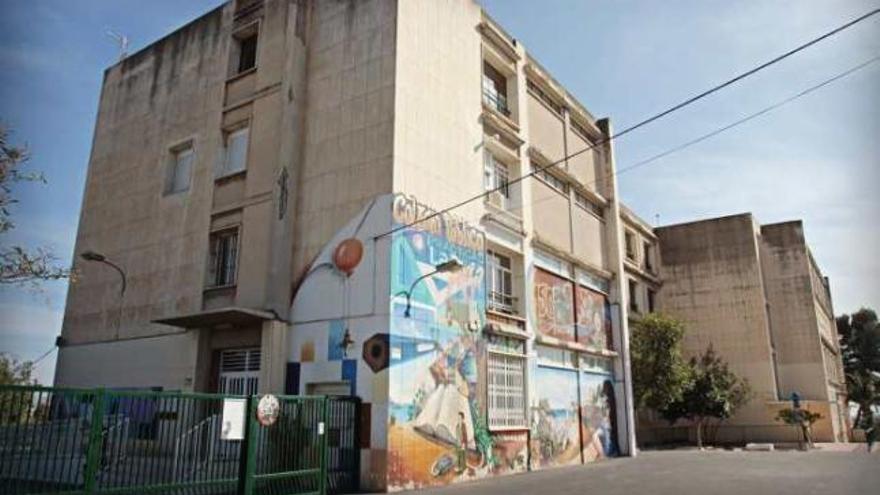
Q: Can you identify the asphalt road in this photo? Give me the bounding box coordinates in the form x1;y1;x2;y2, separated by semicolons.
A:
411;449;879;495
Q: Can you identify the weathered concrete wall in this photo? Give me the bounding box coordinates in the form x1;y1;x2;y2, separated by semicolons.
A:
63;6;227;346
759;221;827;400
393;0;484;223
58;0;310;391
292;0;398;281
656;214;779;405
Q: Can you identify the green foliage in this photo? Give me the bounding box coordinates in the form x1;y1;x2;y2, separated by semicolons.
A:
775;408;822;426
837;309;880;426
660;346;751;448
0;353;35;386
630;313;691;412
0;123;70;286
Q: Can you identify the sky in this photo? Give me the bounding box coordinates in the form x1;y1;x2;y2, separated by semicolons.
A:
0;1;878;384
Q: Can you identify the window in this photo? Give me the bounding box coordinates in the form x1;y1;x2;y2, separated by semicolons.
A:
235;32;258;74
625;231;636;261
487;250;514;313
526;79;564;115
628;279;639;313
647;288;656;313
532;161;569;194
218;348;260;395
482;62;509;116
484;152;510;207
643;242;653;272
574;191;603;217
487;351;527;430
208;229;239;287
219;126;249;178
165;145;193;195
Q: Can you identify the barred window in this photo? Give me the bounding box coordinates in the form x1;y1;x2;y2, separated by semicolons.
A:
208;229;239;287
487;351;527;430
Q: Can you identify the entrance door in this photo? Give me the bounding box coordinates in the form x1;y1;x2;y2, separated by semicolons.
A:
217;348;260;395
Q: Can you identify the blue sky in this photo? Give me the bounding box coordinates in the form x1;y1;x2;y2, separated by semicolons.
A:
1;1;878;383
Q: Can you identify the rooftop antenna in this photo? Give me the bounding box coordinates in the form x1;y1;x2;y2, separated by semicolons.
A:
106;29;129;61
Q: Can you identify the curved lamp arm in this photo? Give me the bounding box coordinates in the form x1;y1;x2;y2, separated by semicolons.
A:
80;250;127;297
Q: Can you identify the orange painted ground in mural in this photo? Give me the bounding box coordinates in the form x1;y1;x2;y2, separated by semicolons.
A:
388;424;481;490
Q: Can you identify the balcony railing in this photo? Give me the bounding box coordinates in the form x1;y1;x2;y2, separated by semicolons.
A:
482;89;511;117
488;292;517;314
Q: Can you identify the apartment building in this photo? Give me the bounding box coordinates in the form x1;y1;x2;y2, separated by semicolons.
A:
619;205;661;318
56;0;641;491
643;214;848;444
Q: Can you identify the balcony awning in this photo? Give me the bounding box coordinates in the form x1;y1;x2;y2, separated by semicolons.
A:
153;307;277;329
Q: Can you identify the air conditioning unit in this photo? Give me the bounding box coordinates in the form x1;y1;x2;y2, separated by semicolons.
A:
487;190;505;209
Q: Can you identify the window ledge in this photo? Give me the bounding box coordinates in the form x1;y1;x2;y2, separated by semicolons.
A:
225;66;258;84
487;425;529;433
215;169;247;183
204;284;237;293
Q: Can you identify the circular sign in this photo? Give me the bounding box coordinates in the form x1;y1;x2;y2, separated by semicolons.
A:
256;394;281;427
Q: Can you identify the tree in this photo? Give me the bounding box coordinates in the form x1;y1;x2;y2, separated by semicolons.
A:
0;353;35;386
837;309;880;427
775;408;822;449
660;346;751;449
0;124;70;286
630;313;692;412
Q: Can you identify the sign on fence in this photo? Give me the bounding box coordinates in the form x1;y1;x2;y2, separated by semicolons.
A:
222;397;247;440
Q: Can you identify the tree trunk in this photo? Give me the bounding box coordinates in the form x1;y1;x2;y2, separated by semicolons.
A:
695;418;704;449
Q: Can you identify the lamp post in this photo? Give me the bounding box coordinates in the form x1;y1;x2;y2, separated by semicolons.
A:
80;250;127;339
400;259;463;318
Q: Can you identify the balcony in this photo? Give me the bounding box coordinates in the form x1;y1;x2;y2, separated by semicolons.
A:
488;291;517;315
482;88;510;117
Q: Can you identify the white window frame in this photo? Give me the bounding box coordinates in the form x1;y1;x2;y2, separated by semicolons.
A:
487;350;527;430
165;144;194;195
218;126;249;178
487;250;514;313
218;347;260;395
484;151;511;204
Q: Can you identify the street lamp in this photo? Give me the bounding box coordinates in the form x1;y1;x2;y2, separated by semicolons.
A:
80;250;127;340
80;250;126;296
399;259;463;318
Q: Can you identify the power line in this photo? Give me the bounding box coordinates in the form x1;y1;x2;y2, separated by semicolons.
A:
500;53;880;216
374;7;880;240
31;345;57;367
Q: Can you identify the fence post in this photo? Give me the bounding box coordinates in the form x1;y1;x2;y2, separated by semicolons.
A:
319;396;329;495
82;388;106;494
240;395;259;495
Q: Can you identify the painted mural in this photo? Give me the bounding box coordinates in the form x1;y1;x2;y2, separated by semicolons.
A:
579;372;617;461
530;366;581;468
534;269;575;342
575;285;612;351
387;195;493;491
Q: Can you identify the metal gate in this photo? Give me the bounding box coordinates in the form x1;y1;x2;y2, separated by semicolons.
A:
0;386;360;495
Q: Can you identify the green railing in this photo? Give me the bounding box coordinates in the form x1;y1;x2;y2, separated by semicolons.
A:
0;386;357;495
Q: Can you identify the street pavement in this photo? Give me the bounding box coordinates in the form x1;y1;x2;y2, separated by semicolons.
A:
409;448;878;495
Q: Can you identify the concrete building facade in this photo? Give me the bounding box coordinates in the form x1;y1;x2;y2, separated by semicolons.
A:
56;0;641;491
54;0;846;489
641;214;847;444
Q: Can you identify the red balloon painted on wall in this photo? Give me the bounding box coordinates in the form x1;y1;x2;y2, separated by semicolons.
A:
332;238;364;276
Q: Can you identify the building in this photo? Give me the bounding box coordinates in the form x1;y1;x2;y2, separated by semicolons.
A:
642;214;847;444
56;0;643;491
619;205;662;318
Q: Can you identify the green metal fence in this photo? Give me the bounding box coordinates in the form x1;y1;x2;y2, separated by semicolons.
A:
0;386;358;495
